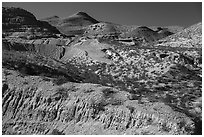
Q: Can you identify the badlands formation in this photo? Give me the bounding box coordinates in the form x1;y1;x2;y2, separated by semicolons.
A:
2;7;202;135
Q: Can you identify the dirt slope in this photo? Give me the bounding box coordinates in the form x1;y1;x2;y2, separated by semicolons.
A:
2;68;195;135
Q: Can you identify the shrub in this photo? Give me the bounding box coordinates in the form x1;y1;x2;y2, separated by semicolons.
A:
50;129;65;135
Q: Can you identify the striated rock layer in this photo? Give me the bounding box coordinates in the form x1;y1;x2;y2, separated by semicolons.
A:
2;68;195;135
2;7;60;39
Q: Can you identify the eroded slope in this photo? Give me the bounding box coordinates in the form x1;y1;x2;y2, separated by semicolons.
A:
2;68;195;135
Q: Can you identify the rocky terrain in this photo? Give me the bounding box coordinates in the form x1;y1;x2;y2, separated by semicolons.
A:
2;7;202;135
2;7;61;39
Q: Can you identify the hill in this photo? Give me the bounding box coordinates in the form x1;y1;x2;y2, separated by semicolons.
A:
2;7;61;39
42;11;181;39
42;11;99;36
156;22;202;48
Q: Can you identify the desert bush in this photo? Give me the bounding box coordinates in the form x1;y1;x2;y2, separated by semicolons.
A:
50;129;65;135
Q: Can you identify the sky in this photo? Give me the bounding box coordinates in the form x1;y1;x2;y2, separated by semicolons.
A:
2;2;202;27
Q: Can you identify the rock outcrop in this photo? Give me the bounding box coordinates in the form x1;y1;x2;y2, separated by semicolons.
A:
2;7;60;39
2;38;69;60
84;22;119;36
156;22;202;48
2;68;196;135
120;26;174;43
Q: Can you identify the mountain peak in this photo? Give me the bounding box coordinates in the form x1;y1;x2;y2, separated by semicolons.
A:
52;15;60;18
71;11;93;19
42;15;60;20
75;11;89;16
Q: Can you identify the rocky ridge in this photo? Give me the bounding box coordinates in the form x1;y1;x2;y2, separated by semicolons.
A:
2;7;61;39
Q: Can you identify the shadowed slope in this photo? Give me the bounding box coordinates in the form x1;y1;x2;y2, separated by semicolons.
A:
42;11;99;36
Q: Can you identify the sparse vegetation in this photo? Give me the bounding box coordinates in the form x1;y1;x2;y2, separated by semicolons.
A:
51;129;65;135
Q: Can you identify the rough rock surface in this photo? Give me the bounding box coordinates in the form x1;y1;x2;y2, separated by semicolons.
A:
2;68;196;135
3;38;66;60
156;22;202;48
2;7;60;39
120;26;173;43
84;22;121;36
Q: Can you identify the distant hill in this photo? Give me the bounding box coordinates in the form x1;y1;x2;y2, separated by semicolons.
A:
156;22;202;48
119;26;173;42
41;15;60;26
42;11;183;39
149;26;184;34
41;11;99;36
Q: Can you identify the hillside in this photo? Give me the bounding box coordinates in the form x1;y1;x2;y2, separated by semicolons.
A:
156;22;202;48
150;26;184;34
42;11;99;36
2;7;61;39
